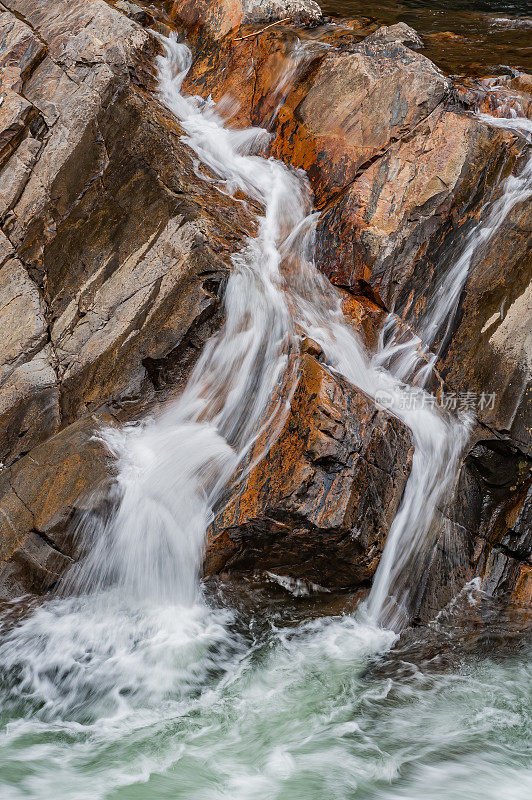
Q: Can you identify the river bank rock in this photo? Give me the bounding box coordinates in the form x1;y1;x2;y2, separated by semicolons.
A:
205;354;413;589
0;412;115;599
0;241;59;466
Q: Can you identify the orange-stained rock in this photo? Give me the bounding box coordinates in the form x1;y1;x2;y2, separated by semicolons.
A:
509;563;532;608
171;0;321;41
340;290;386;351
171;0;243;39
270;38;451;206
205;354;413;589
316;106;523;308
183;27;308;130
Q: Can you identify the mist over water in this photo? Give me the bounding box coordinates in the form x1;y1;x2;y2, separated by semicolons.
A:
0;34;530;800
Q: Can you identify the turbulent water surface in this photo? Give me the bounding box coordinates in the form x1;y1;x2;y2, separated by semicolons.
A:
0;26;531;800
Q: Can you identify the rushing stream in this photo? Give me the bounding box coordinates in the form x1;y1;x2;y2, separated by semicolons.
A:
0;32;530;800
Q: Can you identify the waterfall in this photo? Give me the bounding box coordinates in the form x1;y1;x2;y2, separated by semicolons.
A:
367;115;532;624
151;36;468;629
0;27;530;800
59;38;531;630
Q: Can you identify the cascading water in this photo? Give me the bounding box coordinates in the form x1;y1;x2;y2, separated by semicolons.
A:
0;33;530;800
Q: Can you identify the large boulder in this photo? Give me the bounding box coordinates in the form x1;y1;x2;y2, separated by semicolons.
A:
270;38;451;205
316;107;524;306
205;354;414;589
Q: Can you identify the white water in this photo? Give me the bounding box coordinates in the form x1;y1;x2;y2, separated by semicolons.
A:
367;114;532;622
0;34;530;800
54;35;465;626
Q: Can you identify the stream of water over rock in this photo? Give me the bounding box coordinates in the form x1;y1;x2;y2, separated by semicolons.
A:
0;32;530;800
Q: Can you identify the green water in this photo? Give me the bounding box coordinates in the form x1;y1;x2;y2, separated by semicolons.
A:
0;588;530;799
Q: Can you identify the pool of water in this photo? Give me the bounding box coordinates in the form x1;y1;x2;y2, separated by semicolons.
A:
321;0;532;74
0;584;530;800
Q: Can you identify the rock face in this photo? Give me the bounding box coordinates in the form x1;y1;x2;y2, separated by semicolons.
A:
0;0;253;438
0;235;59;466
206;355;413;589
0;0;255;595
316;108;524;306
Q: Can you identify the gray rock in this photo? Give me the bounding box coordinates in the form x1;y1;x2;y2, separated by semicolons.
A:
243;0;322;26
364;22;423;50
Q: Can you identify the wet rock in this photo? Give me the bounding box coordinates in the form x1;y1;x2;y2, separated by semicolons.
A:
205;354;414;589
456;74;532;121
183;26;306;130
0;0;260;596
271;36;451;205
436;173;531;450
0;251;59;465
185;24;448;205
413;438;532;623
171;0;321;41
0;412;115;599
0;0;255;463
43;88;254;424
316;107;522;306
